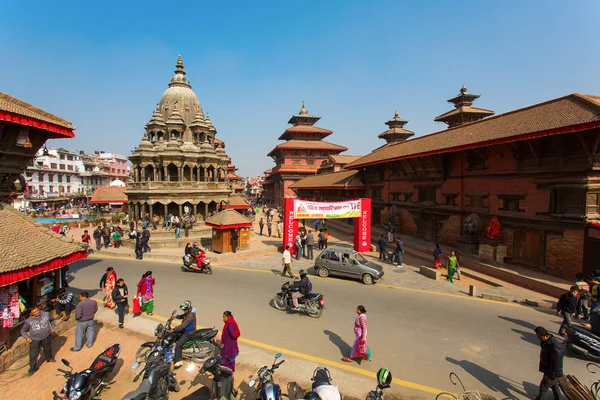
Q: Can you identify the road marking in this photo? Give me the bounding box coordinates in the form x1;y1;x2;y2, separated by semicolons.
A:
88;298;451;397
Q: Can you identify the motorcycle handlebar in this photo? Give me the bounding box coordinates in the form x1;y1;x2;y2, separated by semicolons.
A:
274;360;285;367
57;368;69;374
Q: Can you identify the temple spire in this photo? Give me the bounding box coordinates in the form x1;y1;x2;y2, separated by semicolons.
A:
379;110;414;144
434;85;495;128
300;101;308;116
169;55;190;88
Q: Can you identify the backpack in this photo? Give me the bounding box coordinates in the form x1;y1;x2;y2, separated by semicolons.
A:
306;279;312;295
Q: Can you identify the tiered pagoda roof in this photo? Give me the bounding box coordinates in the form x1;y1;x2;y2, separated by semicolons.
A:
434;85;495;128
378;110;415;144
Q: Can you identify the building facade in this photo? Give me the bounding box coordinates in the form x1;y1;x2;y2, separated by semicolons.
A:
126;56;232;221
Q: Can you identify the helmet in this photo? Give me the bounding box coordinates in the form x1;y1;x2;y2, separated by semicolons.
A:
179;300;192;311
304;392;321;400
376;368;392;388
299;269;308;278
193;242;199;247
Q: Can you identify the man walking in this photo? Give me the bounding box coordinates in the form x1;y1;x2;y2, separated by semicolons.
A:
231;228;239;253
378;234;387;261
446;250;458;283
259;218;265;236
50;288;73;321
533;326;564;400
281;245;294;278
276;220;282;238
93;226;102;251
305;230;315;260
557;286;579;336
141;227;151;253
102;225;111;249
21;306;56;375
295;233;303;260
394;237;404;267
267;219;272;237
132;231;143;260
71;292;98;352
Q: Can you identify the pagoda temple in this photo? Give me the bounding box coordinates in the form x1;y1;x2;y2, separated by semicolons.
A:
126;56;233;221
378;110;415;144
434;85;494;128
262;103;348;207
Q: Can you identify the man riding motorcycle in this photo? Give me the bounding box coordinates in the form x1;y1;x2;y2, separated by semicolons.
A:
292;269;311;311
169;300;197;368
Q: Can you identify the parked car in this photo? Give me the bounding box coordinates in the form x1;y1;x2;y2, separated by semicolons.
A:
313;245;384;285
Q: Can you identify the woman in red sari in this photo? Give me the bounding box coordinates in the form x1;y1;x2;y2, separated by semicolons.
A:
99;267;117;309
220;311;241;371
342;305;370;363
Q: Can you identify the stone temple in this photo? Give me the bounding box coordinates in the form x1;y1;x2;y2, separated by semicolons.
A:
126;56;233;221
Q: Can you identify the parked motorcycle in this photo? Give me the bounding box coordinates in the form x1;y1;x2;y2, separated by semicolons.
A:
198;355;238;400
273;281;324;318
310;367;341;400
52;344;121;400
249;353;286;400
565;326;600;362
136;310;219;365
123;346;180;400
182;252;213;274
365;368;392;400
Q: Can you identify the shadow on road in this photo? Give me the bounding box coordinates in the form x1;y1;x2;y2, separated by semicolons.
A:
323;330;351;357
511;328;539;345
445;357;529;398
498;315;538;330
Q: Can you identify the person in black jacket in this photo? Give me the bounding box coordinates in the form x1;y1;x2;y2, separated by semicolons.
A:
111;279;128;329
534;326;564;400
291;269;310;310
557;286;579;336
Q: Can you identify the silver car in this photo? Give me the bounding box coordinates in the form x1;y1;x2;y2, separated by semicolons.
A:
314;245;384;285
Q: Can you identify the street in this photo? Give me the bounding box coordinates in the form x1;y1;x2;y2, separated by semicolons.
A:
67;257;595;399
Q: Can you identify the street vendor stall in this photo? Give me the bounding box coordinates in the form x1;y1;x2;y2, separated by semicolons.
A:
205;208;253;253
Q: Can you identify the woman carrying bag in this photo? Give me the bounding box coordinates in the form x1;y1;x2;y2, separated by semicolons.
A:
136;271;155;316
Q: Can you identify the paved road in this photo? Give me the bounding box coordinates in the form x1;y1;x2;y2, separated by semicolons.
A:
68;257;593;399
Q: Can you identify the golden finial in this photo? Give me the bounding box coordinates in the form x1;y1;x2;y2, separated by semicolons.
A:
177;55;184;68
460;85;467;94
300;101;308;115
394;110;399;118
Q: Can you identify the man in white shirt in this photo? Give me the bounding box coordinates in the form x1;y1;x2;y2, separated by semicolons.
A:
281;245;294;278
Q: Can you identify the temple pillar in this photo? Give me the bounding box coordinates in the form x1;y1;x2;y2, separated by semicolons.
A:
197;167;201;182
135;203;140;219
178;204;183;217
178;166;183;182
163;166;167;182
141;168;146;181
164;204;168;217
204;203;208;217
149;203;153;218
193;204;197;218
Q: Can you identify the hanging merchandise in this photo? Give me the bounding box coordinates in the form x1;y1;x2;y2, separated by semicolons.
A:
0;285;21;328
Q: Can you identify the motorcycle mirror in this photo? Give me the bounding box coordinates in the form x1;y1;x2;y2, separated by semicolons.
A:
275;353;282;359
61;359;70;367
249;380;256;388
171;310;177;317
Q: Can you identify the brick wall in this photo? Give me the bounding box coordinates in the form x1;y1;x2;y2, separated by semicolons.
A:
546;229;584;277
438;215;461;245
398;209;416;235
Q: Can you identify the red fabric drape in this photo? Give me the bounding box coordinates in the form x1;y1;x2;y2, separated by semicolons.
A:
588;221;600;229
0;250;87;287
0;111;75;138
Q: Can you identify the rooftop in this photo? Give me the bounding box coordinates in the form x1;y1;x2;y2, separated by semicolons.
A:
205;208;253;228
89;186;128;204
289;170;364;189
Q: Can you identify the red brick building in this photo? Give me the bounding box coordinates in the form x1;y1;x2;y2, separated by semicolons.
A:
262;103;348;207
293;88;600;279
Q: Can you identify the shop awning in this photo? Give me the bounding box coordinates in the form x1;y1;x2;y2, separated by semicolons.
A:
0;251;87;287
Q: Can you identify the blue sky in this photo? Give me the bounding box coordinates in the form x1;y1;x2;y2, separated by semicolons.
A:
1;1;599;177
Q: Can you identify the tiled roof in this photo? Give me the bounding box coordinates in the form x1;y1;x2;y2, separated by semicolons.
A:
347;93;600;169
433;106;495;122
205;208;253;227
89;186;128;204
229;196;250;207
0;205;85;273
278;125;333;140
0;92;73;129
268;140;348;156
329;155;361;164
289;170;364;189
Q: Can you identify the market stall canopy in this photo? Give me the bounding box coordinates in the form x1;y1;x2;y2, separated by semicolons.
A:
89;186;127;204
205;208;253;230
0;205;87;286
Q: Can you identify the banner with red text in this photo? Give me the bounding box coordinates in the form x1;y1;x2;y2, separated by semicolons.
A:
292;199;361;219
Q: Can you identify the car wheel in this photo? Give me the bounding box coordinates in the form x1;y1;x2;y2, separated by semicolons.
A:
318;267;329;278
362;274;374;285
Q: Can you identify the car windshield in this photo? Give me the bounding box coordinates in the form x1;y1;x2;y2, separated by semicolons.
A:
354;253;367;264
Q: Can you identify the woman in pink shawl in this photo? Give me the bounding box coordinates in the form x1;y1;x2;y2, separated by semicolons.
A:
342;305;371;363
99;267;117;309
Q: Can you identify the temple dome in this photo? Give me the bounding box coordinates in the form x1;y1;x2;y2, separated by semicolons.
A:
158;56;203;128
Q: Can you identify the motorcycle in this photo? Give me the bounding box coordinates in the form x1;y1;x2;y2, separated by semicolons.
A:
182;252;213;274
52;344;121;400
136;310;219;365
310;367;341;400
365;368;392;400
273;281;324;318
197;355;238;400
249;353;285;400
123;346;180;400
565;325;600;362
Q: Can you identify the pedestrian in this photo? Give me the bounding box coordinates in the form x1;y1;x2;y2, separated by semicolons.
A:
318;229;325;250
590;275;600;312
220;311;241;372
295;232;303;260
533;326;564;400
50;288;74;321
387;223;394;243
184;215;190;237
99;267;117;309
446;251;458;283
433;243;442;269
71;292;98;352
276;220;282;238
81;230;91;246
557;286;579;336
574;273;590;321
314;219;320;232
133;231;143;260
102;225;111;248
323;228;329;249
93;226;102;250
342;305;371;363
231;228;239;253
112;278;129;329
144;213;150;229
111;229;123;248
301;230;307;258
174;216;181;239
267;219;272;237
137;271;155;316
281;245;294;278
378;234;387;261
129;219;135;232
259;218;265;236
21;306;56;375
305;230;315;260
141;227;151;252
393;238;403;267
454;251;462;280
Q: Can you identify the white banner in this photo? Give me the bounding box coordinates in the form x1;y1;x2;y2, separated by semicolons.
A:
293;199;362;219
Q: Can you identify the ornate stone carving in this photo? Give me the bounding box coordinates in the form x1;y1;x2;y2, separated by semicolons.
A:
463;213;482;240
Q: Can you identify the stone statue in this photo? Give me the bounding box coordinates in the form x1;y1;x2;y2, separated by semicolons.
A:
463;213;480;240
485;216;502;240
184;205;190;215
388;205;397;224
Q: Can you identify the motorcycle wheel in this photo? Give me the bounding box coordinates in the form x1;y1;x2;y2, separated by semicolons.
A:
273;294;287;311
135;346;152;363
187;341;218;363
307;303;323;318
206;266;213;275
566;342;600;362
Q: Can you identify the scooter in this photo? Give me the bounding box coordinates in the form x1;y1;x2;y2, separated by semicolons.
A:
123;346;180;400
273;281;324;318
136;310;219;365
565;325;600;362
249;353;285;400
182;252;213;274
198;355;238;400
310;367;341;400
52;344;121;400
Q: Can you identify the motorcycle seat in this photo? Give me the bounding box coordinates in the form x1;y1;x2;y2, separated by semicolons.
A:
190;328;217;341
305;293;321;300
122;379;152;400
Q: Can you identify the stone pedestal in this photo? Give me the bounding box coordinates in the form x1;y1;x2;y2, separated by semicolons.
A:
478;241;507;264
456;237;479;255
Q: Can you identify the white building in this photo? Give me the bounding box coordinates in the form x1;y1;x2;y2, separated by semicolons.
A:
25;148;84;197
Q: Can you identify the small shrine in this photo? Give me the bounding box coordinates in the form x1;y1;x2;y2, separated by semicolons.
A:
478;216;507;263
205;209;253;253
